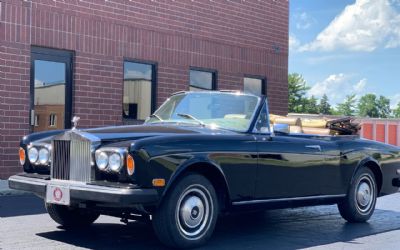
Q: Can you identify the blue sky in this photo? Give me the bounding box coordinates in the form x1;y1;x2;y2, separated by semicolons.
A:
289;0;400;109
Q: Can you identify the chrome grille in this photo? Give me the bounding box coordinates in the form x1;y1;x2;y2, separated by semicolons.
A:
51;138;92;182
70;140;91;182
52;140;71;180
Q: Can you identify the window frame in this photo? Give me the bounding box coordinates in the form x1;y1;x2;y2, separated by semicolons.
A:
34;115;39;127
122;58;158;120
243;74;267;96
189;66;218;91
49;113;57;127
30;46;74;130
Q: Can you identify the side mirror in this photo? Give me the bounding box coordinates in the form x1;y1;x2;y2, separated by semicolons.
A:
273;123;290;134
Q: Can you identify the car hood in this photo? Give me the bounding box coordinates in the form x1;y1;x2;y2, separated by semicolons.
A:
85;123;235;141
23;123;236;145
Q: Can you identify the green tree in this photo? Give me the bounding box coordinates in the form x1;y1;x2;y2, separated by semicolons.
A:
377;96;391;118
358;94;379;118
393;103;400;118
304;96;319;114
330;108;341;116
288;73;310;113
337;94;357;116
318;94;331;115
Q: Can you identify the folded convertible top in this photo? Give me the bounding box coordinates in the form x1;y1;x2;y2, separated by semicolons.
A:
269;114;360;136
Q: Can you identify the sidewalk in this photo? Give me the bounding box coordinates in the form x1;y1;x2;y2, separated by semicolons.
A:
0;179;27;196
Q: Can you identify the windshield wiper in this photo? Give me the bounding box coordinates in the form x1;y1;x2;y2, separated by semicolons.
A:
149;114;164;121
177;113;205;127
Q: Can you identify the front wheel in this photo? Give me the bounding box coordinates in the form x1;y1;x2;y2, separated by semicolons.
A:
152;173;219;249
46;203;100;228
338;167;377;222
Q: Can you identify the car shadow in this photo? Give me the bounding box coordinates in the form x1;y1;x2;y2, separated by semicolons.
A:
36;205;400;249
37;221;167;250
0;195;46;217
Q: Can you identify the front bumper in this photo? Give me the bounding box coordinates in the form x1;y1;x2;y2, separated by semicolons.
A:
8;174;159;205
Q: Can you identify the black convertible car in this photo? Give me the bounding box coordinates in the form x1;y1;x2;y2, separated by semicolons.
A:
9;91;400;248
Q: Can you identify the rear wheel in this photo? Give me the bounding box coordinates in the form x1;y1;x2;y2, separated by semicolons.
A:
338;167;377;222
152;173;219;249
45;203;100;228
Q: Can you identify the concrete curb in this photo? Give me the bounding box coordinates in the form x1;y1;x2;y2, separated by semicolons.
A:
0;179;29;196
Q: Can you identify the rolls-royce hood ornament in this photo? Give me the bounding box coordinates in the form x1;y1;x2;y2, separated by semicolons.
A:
72;116;80;130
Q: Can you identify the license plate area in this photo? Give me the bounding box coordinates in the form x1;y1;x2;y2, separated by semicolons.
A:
46;184;70;206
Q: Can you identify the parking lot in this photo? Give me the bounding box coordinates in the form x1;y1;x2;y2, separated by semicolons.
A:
1;193;400;249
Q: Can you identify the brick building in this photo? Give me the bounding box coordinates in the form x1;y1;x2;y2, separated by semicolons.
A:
0;0;289;178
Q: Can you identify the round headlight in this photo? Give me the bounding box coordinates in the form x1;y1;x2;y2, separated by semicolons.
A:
109;153;122;172
96;151;108;170
28;147;39;163
38;148;50;165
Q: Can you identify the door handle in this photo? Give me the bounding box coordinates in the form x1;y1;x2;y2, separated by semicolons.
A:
306;145;322;151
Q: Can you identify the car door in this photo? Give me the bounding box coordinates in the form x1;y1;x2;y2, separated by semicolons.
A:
253;101;342;199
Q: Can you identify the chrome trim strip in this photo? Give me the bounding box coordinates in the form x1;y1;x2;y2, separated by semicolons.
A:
8;175;47;186
232;194;346;205
305;145;322;151
148;151;257;161
148;150;341;161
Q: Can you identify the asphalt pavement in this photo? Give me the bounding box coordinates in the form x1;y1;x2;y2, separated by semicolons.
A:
1;193;400;249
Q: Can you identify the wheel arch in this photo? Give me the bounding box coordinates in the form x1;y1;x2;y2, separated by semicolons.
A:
161;161;231;211
352;157;383;194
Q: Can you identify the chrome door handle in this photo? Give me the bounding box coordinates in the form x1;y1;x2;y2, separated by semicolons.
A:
306;145;322;151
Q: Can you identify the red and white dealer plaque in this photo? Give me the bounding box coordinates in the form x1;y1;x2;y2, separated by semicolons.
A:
53;187;63;201
46;184;70;205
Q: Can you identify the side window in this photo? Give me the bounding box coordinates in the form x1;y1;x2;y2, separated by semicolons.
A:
254;101;270;133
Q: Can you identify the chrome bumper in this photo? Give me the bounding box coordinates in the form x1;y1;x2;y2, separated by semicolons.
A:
8;174;159;205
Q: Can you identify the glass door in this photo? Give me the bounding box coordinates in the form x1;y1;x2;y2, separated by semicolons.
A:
30;47;73;132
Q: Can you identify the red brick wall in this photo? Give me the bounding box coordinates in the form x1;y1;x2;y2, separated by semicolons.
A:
0;0;289;178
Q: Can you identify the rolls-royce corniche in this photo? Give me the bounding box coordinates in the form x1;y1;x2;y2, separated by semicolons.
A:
9;91;400;248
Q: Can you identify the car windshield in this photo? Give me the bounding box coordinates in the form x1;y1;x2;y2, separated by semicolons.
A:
145;92;260;132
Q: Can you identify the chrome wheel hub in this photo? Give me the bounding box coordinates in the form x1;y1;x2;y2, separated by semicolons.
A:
180;196;205;229
355;175;374;213
357;182;371;207
176;185;212;239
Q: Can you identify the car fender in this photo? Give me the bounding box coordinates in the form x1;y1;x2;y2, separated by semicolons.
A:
161;156;231;202
350;155;382;189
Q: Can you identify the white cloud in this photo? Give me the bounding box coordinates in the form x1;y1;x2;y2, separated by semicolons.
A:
289;34;301;52
295;12;315;30
300;0;400;52
308;74;367;105
390;93;400;109
353;78;367;92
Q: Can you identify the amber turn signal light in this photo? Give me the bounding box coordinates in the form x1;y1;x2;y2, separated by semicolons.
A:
126;154;135;175
152;178;165;187
19;147;26;165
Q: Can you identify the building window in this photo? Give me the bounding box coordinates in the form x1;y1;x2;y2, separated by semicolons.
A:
243;77;265;96
123;61;156;120
34;115;39;127
31;46;73;132
189;68;216;91
49;114;57;127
